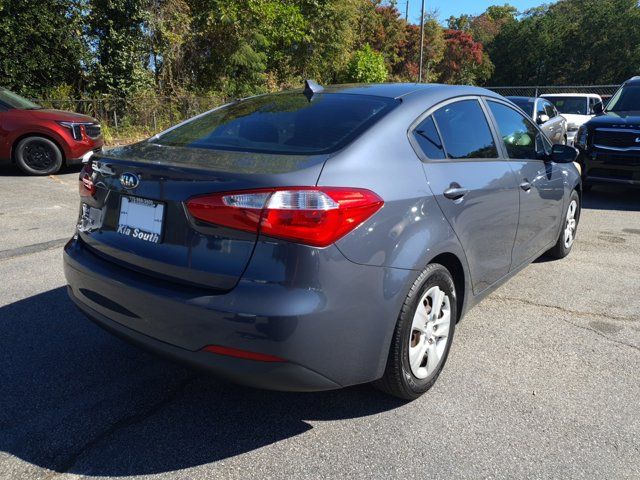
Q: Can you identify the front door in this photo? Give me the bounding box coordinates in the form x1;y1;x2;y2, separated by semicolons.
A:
411;98;519;294
485;99;565;268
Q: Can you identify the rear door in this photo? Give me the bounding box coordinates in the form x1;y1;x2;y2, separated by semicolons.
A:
410;97;519;294
485;99;565;267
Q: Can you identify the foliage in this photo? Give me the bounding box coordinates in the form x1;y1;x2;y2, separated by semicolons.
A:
346;44;388;83
487;0;640;85
88;0;154;96
2;0;640;101
0;0;88;97
436;30;492;85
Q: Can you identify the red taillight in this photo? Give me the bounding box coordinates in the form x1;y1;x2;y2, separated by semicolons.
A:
202;345;285;362
79;162;95;197
186;187;383;247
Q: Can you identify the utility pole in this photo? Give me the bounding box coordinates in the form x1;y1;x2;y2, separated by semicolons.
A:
405;0;409;21
418;0;425;82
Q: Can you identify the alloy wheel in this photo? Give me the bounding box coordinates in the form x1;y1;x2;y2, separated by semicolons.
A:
564;199;578;248
408;285;452;379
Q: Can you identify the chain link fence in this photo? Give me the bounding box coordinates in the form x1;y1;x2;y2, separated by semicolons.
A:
32;85;622;144
486;85;620;100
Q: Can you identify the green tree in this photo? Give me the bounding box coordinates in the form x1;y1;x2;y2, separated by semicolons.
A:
148;0;193;95
89;0;153;96
0;0;87;97
346;43;388;83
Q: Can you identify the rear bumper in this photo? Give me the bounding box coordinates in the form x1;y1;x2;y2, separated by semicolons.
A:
67;286;341;391
63;236;415;391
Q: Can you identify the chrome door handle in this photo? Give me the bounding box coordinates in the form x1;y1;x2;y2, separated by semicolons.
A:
443;186;469;200
520;181;531;191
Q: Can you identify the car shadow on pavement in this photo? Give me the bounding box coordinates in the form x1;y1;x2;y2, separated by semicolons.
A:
0;164;82;177
0;287;405;477
582;185;640;212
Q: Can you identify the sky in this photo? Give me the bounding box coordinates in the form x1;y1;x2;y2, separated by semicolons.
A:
404;0;554;24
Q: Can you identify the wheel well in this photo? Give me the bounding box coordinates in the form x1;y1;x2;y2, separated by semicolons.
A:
11;133;66;163
430;252;465;322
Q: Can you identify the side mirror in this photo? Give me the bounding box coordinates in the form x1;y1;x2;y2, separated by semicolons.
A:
592;102;604;115
537;114;550;124
550;144;579;163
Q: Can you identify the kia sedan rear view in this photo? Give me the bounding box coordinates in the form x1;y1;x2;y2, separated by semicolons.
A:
64;82;581;400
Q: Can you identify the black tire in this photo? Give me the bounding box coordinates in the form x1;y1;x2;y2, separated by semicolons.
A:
374;263;457;400
14;136;63;175
547;189;580;259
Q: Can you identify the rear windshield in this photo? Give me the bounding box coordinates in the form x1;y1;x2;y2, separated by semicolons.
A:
545;96;587;115
509;98;534;117
154;92;399;155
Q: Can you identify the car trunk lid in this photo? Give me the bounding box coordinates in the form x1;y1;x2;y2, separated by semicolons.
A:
78;142;328;291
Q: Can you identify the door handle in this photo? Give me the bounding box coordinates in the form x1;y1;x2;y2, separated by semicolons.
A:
520;181;532;192
443;186;468;200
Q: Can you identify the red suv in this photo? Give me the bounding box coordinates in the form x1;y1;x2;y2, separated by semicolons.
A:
0;88;104;175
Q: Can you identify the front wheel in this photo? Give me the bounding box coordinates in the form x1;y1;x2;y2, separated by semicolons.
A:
374;263;456;400
547;189;580;259
14;136;63;175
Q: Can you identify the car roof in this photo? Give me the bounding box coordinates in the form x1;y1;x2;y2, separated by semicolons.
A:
624;76;640;86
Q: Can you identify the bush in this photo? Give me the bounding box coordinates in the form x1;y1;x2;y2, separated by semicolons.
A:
345;44;388;83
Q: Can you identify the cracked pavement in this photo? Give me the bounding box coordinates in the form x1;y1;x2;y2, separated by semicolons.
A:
1;165;639;479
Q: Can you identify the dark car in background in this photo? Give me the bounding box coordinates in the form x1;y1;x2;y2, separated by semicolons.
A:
507;96;568;145
574;76;640;189
0;88;103;175
64;82;581;400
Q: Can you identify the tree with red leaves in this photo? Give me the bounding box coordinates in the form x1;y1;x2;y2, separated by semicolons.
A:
436;29;493;85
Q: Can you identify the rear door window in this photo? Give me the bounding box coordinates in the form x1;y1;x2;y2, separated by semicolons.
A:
487;101;549;160
154;93;399;155
412;116;445;159
431;99;498;159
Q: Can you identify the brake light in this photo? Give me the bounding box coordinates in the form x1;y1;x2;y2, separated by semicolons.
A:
186;187;383;247
79;162;95;196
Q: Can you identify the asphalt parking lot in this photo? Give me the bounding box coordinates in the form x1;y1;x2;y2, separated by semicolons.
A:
1;165;639;480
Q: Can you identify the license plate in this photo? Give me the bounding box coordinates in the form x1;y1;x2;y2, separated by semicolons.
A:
117;196;164;243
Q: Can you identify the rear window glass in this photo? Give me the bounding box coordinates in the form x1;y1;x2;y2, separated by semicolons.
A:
154;93;399;155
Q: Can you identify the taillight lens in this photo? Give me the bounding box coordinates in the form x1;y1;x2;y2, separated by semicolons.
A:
186;187;383;247
79;162;95;196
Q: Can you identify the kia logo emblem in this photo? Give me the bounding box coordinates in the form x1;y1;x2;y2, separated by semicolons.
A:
120;172;140;189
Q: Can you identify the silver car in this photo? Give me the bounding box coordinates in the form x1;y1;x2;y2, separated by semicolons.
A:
507;96;569;145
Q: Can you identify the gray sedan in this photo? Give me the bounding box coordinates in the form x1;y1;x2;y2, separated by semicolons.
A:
64;82;581;400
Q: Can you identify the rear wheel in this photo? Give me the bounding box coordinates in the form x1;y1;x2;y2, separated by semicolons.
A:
14;136;63;175
374;263;456;400
547;190;580;259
